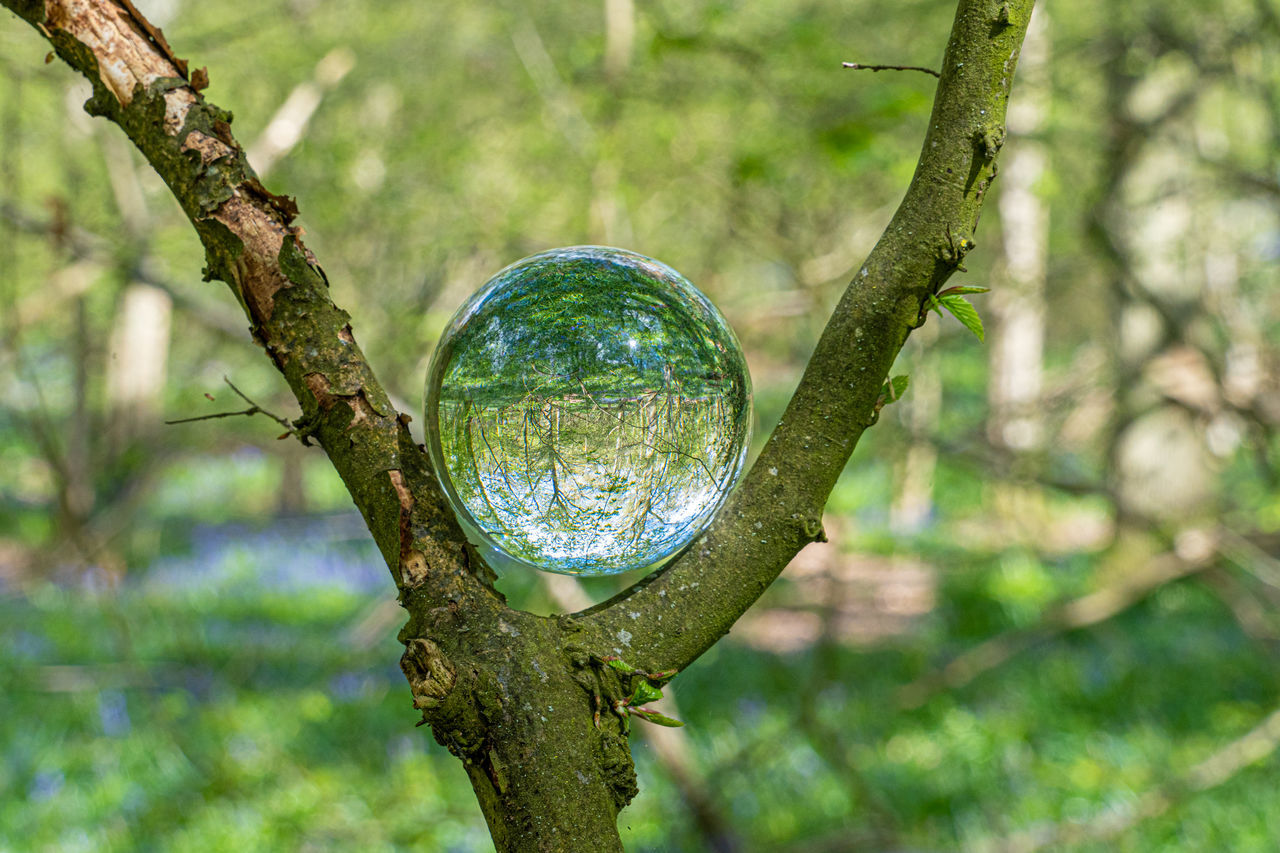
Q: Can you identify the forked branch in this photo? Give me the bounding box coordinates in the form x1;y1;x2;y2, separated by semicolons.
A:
4;0;1037;679
3;5;1036;845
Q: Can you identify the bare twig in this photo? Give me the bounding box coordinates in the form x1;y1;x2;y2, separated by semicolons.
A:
165;377;293;432
842;61;940;78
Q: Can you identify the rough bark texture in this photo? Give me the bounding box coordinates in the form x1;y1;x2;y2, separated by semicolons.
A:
2;0;1035;848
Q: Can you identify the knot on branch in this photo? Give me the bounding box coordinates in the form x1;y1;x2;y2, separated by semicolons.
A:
996;1;1015;28
974;125;1006;162
801;516;828;543
785;512;828;542
400;638;456;711
940;223;975;271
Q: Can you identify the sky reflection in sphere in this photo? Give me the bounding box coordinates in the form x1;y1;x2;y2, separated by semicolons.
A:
425;246;752;576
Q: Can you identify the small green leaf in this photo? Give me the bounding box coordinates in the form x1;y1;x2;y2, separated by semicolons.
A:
629;707;685;727
938;285;991;297
604;657;636;674
937;293;985;342
879;374;910;406
629;682;664;705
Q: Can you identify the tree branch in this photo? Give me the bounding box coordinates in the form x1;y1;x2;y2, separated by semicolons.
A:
4;6;648;841
7;0;1035;661
842;60;941;78
164;376;293;430
2;0;494;610
5;3;1040;842
581;0;1037;673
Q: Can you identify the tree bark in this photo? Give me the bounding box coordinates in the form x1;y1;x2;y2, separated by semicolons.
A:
2;0;1035;848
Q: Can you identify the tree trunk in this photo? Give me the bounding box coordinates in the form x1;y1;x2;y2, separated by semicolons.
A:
2;0;1037;847
891;325;940;534
987;5;1049;452
400;612;634;852
1091;23;1216;526
106;282;172;449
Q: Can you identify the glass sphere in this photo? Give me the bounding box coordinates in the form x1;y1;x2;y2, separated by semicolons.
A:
425;246;752;576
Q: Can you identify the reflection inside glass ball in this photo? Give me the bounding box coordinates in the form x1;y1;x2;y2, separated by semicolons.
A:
425;246;752;576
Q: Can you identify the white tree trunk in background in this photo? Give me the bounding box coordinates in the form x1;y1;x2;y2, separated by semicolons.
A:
604;0;635;81
1110;62;1218;523
988;6;1049;451
891;326;941;533
106;283;172;447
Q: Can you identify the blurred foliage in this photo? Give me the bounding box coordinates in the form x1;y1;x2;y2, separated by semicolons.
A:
3;0;1280;849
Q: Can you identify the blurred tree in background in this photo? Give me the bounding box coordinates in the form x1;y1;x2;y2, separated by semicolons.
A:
2;0;1279;850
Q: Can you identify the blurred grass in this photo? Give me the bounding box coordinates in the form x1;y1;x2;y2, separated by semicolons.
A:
2;451;1279;851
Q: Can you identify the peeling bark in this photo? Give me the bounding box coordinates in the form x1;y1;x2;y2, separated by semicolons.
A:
2;0;1036;848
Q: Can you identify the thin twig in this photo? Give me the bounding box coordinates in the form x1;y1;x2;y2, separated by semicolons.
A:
842;61;940;78
165;376;293;431
164;409;262;425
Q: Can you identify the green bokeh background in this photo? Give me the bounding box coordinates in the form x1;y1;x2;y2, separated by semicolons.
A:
2;0;1279;850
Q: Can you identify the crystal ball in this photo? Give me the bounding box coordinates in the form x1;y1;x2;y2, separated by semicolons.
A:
424;246;752;576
